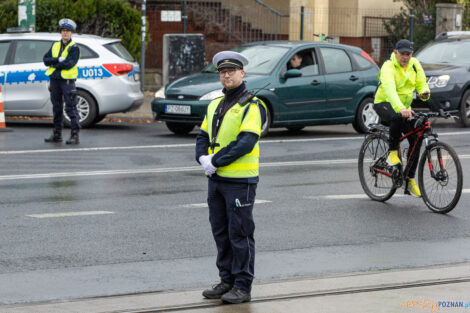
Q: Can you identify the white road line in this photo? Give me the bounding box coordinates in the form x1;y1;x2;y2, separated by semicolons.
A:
26;211;114;218
1;156;469;181
306;189;470;200
0;143;196;155
180;199;271;209
2;130;470;155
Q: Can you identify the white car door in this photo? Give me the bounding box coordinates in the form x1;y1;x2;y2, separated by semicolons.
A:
0;41;13;100
3;40;54;113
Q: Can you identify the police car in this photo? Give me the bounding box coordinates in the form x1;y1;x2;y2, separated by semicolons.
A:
0;31;143;127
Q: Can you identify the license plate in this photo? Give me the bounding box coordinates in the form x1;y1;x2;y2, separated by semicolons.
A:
165;104;191;115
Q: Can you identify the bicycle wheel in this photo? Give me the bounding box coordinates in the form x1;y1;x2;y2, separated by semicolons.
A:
418;142;463;214
358;133;397;201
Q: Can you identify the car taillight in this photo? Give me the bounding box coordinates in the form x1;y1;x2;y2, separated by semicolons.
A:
360;50;377;66
103;63;133;76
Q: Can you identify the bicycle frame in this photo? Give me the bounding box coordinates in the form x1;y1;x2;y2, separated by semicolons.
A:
399;120;432;180
371;117;443;186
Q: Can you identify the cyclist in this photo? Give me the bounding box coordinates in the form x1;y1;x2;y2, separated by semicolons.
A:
374;39;430;197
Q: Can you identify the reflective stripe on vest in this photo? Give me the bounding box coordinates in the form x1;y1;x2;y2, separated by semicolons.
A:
206;96;265;178
45;41;78;79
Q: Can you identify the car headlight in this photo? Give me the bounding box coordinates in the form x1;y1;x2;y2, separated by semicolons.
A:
199;89;224;101
155;86;165;99
427;74;450;88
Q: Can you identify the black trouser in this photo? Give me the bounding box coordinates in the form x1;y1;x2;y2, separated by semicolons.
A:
207;179;256;293
389;117;422;178
50;78;80;133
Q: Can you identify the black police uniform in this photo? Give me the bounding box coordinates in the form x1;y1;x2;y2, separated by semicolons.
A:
43;40;81;136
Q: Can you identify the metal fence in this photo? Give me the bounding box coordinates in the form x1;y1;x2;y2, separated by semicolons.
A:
185;0;290;43
145;1;435;68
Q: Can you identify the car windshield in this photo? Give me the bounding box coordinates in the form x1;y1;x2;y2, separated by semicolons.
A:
415;39;470;65
202;45;289;74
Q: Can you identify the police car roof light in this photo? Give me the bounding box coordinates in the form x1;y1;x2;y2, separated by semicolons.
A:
7;27;33;33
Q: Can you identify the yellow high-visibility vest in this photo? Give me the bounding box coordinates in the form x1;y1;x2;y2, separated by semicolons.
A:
45;41;79;79
200;96;266;178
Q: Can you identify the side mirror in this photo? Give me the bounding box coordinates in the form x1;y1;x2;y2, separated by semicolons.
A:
284;69;302;78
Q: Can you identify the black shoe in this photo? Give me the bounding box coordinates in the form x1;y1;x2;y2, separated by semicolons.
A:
66;132;79;145
202;281;232;299
221;288;251;304
44;130;62;143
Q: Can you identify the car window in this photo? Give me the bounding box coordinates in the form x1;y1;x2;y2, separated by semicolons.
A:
77;44;99;59
320;47;352;74
0;41;11;65
351;52;374;70
416;40;470;65
202;45;289;75
286;49;319;76
104;42;135;62
13;40;54;64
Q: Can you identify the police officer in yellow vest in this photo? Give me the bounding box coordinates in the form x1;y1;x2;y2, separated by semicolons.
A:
374;39;430;197
43;18;81;144
196;51;266;304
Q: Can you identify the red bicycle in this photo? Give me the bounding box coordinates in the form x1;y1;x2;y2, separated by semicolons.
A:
358;110;463;214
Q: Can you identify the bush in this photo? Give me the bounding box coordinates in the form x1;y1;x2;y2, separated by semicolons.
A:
0;0;17;33
0;0;146;61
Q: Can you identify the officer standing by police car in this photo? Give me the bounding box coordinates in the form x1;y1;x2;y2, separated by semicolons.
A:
43;18;81;144
196;51;267;304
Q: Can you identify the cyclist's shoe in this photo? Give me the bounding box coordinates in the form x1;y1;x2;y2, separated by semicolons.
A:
407;179;422;197
386;150;401;166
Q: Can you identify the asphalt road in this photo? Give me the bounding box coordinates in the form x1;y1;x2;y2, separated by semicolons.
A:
0;119;469;304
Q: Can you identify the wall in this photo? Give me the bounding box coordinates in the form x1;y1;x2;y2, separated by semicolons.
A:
289;0;329;41
288;0;403;40
436;3;464;35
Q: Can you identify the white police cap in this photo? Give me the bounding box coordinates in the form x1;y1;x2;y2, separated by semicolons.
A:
212;51;248;70
59;18;76;31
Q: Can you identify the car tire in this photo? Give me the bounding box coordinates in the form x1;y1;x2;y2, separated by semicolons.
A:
166;122;195;135
458;90;470;127
260;103;271;138
64;90;98;128
93;114;107;124
353;97;378;134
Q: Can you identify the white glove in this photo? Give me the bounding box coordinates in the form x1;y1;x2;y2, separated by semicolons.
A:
58;57;65;62
199;154;217;175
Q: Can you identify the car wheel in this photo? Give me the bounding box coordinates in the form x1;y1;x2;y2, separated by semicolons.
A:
64;90;97;128
458;90;470;127
353;97;378;134
166;122;195;135
260;103;271;138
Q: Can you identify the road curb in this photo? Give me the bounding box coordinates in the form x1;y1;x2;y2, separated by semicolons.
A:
3;262;470;313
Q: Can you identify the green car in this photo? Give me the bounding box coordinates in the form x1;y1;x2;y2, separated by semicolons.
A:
152;41;379;136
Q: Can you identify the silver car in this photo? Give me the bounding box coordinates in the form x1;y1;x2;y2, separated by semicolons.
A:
0;32;143;127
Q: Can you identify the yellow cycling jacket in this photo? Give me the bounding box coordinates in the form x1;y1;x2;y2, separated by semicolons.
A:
374;52;430;113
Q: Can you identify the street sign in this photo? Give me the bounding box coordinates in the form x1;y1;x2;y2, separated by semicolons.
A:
18;0;35;32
